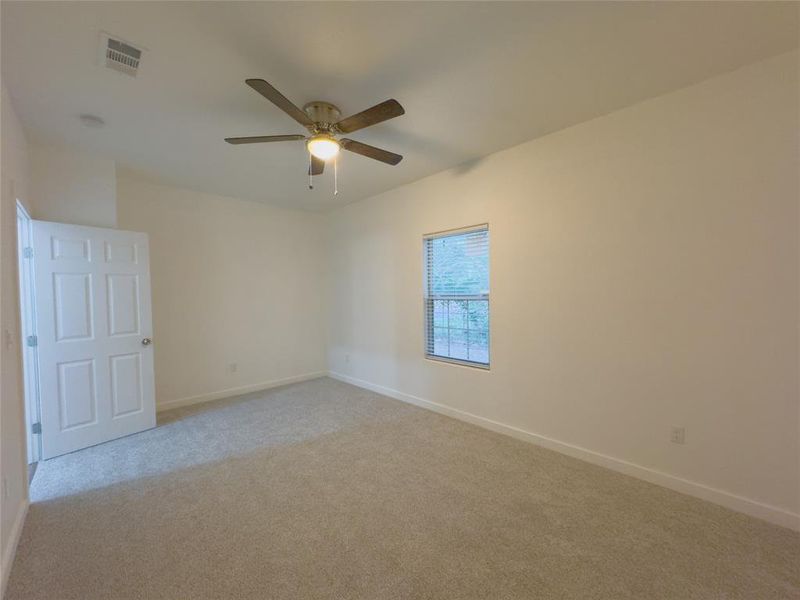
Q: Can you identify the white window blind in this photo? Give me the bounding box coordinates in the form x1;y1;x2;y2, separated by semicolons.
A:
424;225;490;368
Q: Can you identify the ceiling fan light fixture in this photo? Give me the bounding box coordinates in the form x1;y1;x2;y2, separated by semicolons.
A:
307;135;340;161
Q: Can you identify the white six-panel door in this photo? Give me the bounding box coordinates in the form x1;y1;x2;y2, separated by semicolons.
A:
33;221;156;459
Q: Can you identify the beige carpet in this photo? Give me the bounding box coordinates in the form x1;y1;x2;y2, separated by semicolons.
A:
6;377;799;599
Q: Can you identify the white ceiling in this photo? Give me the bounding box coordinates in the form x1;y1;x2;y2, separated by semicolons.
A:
2;2;797;211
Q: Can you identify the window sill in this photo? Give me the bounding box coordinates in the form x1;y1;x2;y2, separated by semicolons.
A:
425;355;490;371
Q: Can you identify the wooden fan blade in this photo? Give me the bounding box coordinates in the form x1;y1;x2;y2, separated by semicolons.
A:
335;99;404;134
340;139;402;165
309;155;325;176
225;134;306;145
245;79;314;127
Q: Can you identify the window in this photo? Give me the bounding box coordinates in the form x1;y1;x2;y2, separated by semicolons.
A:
424;225;490;368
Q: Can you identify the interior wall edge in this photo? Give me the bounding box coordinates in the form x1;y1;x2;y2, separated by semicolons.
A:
328;371;800;533
0;76;32;597
0;497;29;599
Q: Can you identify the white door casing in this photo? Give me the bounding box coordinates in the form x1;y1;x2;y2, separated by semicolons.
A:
33;221;156;459
17;202;40;464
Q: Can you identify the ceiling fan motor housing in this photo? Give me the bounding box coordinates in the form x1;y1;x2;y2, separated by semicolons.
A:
303;101;341;132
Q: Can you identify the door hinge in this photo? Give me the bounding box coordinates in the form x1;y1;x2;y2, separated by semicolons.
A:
26;335;37;347
31;422;41;435
23;247;33;258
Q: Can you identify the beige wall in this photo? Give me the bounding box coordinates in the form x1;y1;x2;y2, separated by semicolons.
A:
30;143;116;228
117;176;328;409
327;52;800;527
0;81;31;592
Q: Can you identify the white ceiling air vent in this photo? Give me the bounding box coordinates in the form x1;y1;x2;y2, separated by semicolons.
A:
99;32;142;77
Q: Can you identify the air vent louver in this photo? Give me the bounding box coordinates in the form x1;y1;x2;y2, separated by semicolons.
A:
100;33;142;77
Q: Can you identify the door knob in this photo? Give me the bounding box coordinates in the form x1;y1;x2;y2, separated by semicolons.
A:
142;337;152;346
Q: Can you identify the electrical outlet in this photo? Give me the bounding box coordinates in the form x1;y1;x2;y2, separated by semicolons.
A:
228;363;238;374
670;426;686;445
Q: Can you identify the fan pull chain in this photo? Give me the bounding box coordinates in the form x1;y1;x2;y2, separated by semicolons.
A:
308;153;314;190
334;156;338;196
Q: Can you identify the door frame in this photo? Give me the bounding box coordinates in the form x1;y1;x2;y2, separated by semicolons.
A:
16;200;41;465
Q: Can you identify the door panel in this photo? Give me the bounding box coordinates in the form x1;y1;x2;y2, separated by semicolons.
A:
51;237;90;261
34;221;156;459
57;359;97;430
54;273;94;341
104;241;137;264
110;353;143;417
107;274;140;336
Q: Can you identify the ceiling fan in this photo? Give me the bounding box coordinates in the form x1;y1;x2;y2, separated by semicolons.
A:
225;79;405;179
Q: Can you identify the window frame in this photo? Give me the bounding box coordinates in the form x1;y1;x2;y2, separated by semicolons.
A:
423;224;490;370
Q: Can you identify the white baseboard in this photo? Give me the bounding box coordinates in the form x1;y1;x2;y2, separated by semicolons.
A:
328;371;800;532
157;371;328;412
1;498;29;599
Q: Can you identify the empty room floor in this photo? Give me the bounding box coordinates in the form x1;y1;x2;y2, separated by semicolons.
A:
6;378;799;600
